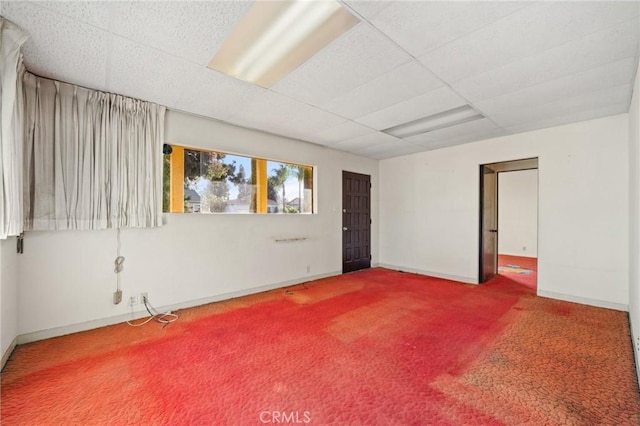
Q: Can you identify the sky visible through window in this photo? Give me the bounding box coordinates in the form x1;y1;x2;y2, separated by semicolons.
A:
189;154;305;213
192;155;301;201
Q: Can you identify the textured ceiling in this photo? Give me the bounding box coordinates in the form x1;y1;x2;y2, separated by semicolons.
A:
3;1;639;159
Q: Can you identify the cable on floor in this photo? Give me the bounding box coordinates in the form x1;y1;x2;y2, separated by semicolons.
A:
127;295;178;328
285;282;309;295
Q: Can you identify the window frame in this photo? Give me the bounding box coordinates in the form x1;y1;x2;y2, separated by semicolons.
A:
165;144;315;215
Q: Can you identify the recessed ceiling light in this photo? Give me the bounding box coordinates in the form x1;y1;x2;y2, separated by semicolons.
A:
209;0;360;88
384;106;484;139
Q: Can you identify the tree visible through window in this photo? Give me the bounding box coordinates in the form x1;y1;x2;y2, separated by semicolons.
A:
163;146;313;214
267;161;312;214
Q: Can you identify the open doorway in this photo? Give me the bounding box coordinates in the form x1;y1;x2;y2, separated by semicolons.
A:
479;158;538;289
497;169;538;290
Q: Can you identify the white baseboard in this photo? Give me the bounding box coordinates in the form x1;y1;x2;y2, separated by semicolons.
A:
378;265;628;312
629;315;640;390
378;263;478;284
1;336;18;371
537;290;628;312
17;271;342;345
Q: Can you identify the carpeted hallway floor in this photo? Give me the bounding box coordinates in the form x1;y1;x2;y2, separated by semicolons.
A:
498;254;537;290
2;268;639;425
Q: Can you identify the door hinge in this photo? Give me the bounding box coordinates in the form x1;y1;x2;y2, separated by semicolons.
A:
370;218;372;224
370;255;372;260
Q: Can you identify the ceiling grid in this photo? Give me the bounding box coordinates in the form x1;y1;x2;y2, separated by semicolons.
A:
3;0;638;159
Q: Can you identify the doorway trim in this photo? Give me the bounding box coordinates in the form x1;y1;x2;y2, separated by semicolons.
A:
478;157;539;283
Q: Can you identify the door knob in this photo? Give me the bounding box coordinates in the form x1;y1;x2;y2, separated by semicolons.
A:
343;227;348;231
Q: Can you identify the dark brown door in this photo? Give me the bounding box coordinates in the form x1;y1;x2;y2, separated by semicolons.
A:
342;171;371;273
479;165;498;282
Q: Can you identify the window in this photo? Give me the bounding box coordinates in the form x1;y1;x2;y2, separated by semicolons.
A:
163;146;313;214
266;161;313;214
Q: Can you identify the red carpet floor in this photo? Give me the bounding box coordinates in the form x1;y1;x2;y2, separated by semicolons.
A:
498;254;537;290
2;268;639;425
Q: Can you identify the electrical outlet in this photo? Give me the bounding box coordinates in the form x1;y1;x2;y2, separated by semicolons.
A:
522;246;527;252
140;292;148;305
306;264;311;273
129;295;138;306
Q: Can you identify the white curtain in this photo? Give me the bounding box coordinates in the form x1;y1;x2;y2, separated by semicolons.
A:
0;18;28;239
22;73;166;230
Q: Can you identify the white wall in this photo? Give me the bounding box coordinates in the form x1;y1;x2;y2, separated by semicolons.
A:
1;236;19;367
498;169;538;257
380;114;629;310
628;60;640;380
16;111;379;338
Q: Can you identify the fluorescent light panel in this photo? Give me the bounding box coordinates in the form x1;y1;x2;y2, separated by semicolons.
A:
384;105;484;139
209;0;360;88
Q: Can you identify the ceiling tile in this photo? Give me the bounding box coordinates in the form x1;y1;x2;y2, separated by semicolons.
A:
2;2;109;90
110;1;252;65
453;19;640;102
319;61;444;119
175;66;267;123
351;140;424;159
418;129;509;152
31;1;113;30
355;86;467;130
309;121;376;145
268;108;346;138
225;90;345;140
225;89;293;129
474;56;637;116
368;1;532;57
342;1;393;20
406;119;505;146
503;103;629;135
109;37;194;107
420;1;639;83
271;23;412;106
491;83;631;129
328;131;400;150
368;149;426;160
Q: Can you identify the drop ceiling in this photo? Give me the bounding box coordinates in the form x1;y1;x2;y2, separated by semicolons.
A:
2;1;639;159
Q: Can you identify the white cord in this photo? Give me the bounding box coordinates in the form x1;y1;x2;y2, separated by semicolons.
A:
126;316;156;327
114;228;178;328
145;295;179;324
115;228;124;291
126;295;178;327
